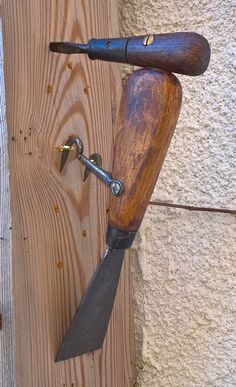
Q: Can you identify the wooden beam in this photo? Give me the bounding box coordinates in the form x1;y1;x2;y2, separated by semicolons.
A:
1;1;136;385
0;17;16;387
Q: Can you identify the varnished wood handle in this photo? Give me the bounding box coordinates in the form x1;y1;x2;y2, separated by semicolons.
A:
108;68;182;234
88;32;210;76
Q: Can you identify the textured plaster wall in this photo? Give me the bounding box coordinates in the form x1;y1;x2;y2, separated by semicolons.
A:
119;0;236;386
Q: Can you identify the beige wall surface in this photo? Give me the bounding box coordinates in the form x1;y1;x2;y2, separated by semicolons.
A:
120;0;236;386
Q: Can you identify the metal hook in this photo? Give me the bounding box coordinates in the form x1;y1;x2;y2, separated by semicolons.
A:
83;153;102;182
57;137;83;172
57;136;124;197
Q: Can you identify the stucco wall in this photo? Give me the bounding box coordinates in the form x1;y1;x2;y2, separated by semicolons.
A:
119;0;236;386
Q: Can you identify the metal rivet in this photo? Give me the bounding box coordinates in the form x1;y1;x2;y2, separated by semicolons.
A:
109;181;123;196
143;35;154;46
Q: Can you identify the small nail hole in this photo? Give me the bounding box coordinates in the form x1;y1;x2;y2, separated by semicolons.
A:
47;85;53;94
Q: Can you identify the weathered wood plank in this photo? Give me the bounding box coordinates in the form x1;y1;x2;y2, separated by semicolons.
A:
0;17;16;387
1;1;136;386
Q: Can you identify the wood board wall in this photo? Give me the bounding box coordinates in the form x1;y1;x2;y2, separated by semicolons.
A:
0;1;136;386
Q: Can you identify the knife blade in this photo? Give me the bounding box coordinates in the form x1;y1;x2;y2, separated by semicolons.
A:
56;67;182;361
56;248;124;361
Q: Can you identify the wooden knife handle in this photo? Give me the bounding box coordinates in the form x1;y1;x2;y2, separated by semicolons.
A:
88;32;210;76
107;68;182;247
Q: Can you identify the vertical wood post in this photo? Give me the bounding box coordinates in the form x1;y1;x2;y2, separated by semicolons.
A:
0;17;16;387
1;1;136;385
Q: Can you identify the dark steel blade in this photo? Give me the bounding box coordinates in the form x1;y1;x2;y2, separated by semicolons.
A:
56;247;125;361
49;42;88;54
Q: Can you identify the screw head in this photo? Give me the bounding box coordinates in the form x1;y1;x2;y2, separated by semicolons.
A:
109;181;123;196
143;35;154;46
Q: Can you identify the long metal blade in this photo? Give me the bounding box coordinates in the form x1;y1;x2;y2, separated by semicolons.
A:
56;247;125;361
49;42;88;54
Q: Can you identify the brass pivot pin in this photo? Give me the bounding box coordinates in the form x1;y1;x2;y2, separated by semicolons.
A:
58;136;124;197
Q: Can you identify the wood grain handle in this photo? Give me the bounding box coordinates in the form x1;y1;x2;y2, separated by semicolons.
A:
88;32;210;76
108;68;182;236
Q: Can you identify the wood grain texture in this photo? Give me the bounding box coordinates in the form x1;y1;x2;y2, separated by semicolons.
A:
0;18;16;387
109;68;182;231
1;1;136;386
126;33;210;76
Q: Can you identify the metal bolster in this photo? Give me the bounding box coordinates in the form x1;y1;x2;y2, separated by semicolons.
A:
106;225;136;249
87;37;128;63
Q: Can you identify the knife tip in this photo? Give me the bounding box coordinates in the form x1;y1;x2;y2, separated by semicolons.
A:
55;345;103;362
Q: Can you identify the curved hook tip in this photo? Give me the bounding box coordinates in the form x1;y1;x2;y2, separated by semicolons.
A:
59;137;84;172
